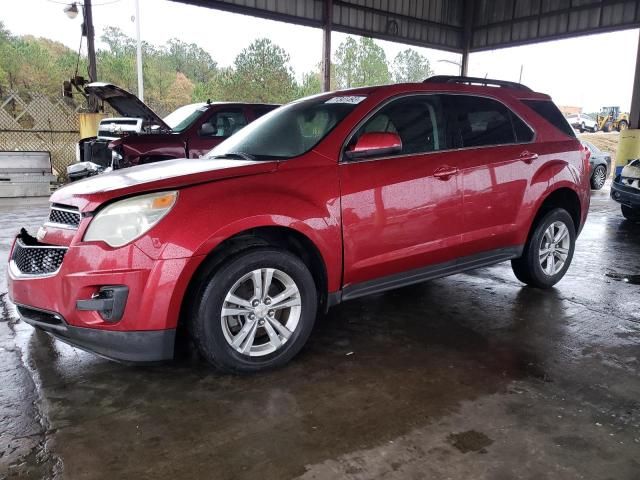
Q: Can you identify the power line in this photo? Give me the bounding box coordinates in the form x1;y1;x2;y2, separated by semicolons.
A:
45;0;122;6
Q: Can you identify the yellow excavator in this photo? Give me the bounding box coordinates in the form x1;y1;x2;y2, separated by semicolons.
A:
596;106;629;132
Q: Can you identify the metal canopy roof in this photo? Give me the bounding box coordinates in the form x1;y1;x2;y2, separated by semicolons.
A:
172;0;640;53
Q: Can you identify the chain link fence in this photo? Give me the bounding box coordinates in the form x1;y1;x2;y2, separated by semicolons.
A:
0;91;81;181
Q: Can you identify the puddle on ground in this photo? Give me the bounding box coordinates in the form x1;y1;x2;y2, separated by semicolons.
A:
605;272;640;285
446;430;493;453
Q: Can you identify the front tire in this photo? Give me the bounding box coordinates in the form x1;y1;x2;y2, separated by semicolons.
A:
511;209;576;289
191;248;318;373
618;120;628;132
621;205;640;222
590;164;607;189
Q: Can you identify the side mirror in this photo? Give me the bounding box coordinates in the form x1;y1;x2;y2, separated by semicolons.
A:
345;132;402;160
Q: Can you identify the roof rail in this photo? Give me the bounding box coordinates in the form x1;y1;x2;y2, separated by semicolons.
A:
423;75;533;92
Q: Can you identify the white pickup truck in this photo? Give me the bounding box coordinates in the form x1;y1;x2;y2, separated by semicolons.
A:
67;116;145;181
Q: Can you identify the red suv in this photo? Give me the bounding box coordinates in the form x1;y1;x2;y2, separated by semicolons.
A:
8;76;590;373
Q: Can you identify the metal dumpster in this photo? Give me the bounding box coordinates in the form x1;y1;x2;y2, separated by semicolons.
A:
0;151;56;197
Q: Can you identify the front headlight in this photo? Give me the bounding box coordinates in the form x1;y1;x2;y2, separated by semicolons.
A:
84;191;178;247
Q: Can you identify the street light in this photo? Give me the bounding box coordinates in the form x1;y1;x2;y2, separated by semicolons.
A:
63;1;98;112
64;2;79;19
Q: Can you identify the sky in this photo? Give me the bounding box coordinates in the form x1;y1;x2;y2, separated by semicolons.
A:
3;0;639;112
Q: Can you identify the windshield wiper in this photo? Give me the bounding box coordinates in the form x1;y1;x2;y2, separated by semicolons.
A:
209;152;256;161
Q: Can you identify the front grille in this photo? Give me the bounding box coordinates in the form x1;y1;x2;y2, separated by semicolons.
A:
11;240;67;275
48;204;81;227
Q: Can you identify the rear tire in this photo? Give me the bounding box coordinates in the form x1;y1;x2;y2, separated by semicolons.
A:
191;248;318;374
590;164;607;190
511;208;576;289
621;205;640;222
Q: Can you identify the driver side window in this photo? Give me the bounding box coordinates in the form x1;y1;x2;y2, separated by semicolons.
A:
199;109;247;138
349;95;443;157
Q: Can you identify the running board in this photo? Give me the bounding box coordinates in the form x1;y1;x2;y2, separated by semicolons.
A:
338;246;523;303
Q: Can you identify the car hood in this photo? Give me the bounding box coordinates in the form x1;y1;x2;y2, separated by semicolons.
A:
51;158;278;212
85;82;171;131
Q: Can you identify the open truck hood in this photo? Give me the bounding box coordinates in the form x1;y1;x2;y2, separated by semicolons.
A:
85;82;171;131
52;158;278;212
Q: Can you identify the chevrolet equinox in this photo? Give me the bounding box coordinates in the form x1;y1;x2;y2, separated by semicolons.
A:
8;76;591;373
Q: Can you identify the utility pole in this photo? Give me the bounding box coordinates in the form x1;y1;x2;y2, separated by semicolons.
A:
83;0;99;112
135;0;144;101
321;0;332;92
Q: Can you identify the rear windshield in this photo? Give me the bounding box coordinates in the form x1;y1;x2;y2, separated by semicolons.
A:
522;100;575;138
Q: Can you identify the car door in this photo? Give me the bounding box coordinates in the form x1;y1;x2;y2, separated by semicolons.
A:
441;94;536;255
187;107;249;158
340;94;465;288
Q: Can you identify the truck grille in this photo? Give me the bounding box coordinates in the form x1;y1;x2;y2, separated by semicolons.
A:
11;240;67;275
48;204;81;228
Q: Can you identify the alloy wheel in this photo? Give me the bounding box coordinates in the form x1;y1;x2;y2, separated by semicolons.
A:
592;165;606;189
538;221;571;276
221;268;301;357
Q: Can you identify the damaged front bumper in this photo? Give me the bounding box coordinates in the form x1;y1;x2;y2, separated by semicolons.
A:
611;175;640;209
6;227;193;363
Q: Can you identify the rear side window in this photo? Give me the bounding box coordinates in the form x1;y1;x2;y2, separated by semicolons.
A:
522;100;575;138
443;95;534;148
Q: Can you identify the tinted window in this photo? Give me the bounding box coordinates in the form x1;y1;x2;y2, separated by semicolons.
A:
349;96;444;156
253;106;277;118
164;103;207;132
443;95;533;148
199;109;247;138
523;100;575;138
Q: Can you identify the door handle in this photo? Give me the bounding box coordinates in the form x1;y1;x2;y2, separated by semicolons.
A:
433;166;458;180
519;151;539;164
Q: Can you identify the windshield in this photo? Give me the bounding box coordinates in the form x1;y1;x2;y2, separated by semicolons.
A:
208;95;366;160
163;103;207;131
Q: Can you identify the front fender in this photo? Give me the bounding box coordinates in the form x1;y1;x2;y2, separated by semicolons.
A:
133;165;343;291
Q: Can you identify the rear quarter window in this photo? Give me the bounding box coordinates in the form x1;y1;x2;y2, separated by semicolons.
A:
523;100;576;138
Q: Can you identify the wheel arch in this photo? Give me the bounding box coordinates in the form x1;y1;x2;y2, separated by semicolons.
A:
176;225;330;337
530;187;582;237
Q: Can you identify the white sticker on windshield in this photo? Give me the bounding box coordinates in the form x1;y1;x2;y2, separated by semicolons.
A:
325;95;366;104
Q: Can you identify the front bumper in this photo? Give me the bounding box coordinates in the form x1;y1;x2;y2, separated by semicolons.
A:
15;303;175;362
8;231;202;363
611;177;640;209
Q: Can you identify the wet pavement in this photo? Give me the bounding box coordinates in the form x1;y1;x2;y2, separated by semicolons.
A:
1;188;639;479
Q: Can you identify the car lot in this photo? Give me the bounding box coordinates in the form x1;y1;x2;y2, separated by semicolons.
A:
1;186;639;479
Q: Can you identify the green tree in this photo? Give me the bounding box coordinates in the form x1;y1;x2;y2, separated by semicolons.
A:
165;38;217;84
334;36;391;88
392;49;433;83
220;38;298;103
298;70;322;97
